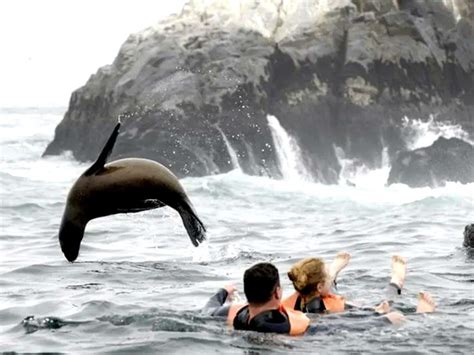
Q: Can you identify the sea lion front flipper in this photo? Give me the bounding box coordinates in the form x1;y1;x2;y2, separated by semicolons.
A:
84;122;121;176
115;199;165;213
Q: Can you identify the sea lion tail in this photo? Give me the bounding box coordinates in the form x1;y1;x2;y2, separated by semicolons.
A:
177;203;207;247
84;122;121;176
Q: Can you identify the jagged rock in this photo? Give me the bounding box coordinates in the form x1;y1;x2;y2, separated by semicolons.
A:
44;0;474;183
387;137;474;187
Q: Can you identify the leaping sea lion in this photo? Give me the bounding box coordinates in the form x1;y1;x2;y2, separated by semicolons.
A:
58;121;206;262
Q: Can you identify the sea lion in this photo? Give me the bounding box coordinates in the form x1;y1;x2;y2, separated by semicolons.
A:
58;121;206;262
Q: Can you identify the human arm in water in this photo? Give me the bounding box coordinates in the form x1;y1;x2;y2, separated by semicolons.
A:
202;284;237;317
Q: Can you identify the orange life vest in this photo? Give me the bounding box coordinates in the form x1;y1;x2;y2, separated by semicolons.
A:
227;303;246;327
282;291;346;313
226;303;310;336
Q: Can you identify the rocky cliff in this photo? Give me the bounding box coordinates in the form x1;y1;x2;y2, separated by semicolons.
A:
44;0;474;185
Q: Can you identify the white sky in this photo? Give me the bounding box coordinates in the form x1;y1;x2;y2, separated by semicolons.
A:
0;0;186;107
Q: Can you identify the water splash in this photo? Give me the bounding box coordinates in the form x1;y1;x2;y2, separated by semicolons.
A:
214;125;241;171
443;0;462;22
266;114;312;182
402;115;472;150
335;145;390;188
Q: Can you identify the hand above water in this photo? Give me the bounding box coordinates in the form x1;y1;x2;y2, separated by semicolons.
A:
224;284;240;302
329;252;351;282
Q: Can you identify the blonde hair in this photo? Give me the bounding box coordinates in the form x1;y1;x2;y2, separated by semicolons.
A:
287;257;326;296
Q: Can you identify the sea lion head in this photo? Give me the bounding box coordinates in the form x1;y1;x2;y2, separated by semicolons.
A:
58;207;87;262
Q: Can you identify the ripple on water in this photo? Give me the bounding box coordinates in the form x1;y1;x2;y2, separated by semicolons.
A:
1;111;474;353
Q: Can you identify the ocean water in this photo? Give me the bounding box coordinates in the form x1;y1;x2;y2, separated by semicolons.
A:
0;109;473;353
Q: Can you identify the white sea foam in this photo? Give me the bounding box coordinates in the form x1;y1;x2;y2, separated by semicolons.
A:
401;115;473;150
214;125;242;172
1;109;473;353
267;114;313;182
334;145;391;189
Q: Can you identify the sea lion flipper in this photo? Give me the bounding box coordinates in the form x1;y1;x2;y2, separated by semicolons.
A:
115;199;165;213
177;203;207;247
84;122;121;176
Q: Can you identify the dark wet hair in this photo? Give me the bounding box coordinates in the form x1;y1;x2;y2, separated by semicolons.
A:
243;262;280;305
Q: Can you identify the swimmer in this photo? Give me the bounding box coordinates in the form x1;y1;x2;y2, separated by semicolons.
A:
285;253;436;319
202;260;417;335
283;253;408;314
283;252;351;313
203;262;309;335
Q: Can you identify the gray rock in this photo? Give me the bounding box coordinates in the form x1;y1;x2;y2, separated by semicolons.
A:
352;0;396;14
387;137;474;187
43;0;474;184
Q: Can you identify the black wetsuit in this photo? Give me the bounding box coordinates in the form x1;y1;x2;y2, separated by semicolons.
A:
203;288;394;334
203;288;291;334
293;295;330;313
294;283;402;314
233;306;291;333
202;288;231;317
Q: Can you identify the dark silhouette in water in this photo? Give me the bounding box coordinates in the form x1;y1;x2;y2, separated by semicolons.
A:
58;121;206;262
22;315;71;334
464;224;474;248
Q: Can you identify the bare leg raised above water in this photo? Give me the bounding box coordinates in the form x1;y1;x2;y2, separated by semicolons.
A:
390;255;407;291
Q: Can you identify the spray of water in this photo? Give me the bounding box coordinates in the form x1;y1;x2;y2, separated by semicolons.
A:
266;114;312;182
442;0;462;22
401;115;472;150
334;145;390;188
214;125;242;172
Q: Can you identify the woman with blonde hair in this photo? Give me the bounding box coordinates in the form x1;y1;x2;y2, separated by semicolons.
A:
283;252;352;313
283;253;433;317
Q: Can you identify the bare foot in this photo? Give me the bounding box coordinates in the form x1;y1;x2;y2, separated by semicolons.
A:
416;291;436;313
329;252;351;281
374;300;391;314
390;255;407;290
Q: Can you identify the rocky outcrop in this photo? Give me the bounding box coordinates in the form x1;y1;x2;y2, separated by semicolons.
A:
44;0;474;184
387;137;474;187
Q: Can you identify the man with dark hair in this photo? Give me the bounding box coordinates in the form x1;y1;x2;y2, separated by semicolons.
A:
243;262;280;304
203;262;309;335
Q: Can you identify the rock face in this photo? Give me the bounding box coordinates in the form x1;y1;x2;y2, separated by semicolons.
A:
387;137;474;187
44;0;474;185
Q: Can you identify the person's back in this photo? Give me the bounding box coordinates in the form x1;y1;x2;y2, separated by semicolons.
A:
204;262;309;335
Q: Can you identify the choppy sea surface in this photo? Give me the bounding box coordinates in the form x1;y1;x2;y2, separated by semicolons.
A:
0;109;473;353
